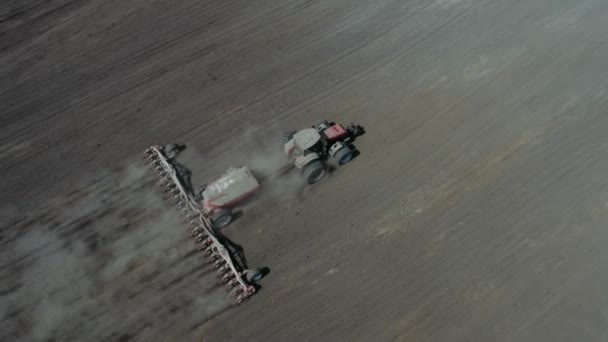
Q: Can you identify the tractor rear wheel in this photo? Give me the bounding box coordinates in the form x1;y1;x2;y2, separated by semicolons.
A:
334;146;354;165
211;208;233;228
302;160;326;184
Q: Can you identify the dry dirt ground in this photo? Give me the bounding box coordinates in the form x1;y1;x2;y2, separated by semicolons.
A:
2;0;608;341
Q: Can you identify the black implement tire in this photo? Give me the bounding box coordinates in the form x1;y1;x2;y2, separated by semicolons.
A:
302;160;326;184
211;208;233;228
243;268;264;283
281;131;297;145
334;146;354;165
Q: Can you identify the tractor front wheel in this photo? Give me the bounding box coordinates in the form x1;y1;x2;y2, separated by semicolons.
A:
302;160;326;184
334;146;354;165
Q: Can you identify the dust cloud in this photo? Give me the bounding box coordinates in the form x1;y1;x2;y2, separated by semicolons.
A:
0;163;230;342
1;128;304;341
231;125;305;202
158;125;306;206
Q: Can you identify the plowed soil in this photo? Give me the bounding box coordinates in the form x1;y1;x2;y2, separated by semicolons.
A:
2;0;608;341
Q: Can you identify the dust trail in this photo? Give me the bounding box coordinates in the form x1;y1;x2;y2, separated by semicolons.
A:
167;126;305;211
231;125;306;202
0;163;231;342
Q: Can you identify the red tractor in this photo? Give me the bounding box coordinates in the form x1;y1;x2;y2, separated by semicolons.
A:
282;120;364;184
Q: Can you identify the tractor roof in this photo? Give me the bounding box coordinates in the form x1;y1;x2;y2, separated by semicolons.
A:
293;128;321;150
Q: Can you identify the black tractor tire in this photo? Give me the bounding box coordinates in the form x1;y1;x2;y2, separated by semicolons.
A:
281;131;297;146
302;160;326;184
334;146;354;165
243;268;264;283
210;208;233;229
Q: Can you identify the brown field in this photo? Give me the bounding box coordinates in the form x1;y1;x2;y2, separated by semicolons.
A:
2;0;608;341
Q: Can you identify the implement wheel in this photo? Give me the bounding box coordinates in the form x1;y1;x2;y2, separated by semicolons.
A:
211;208;233;228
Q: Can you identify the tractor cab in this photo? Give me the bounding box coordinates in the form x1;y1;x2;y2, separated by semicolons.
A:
285;128;324;157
